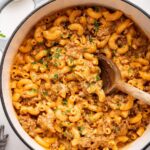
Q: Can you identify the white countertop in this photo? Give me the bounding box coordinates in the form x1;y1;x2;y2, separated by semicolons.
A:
0;0;150;150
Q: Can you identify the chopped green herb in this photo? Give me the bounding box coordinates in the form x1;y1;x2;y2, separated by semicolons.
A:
93;6;100;12
53;49;61;59
61;34;64;38
31;62;37;64
48;55;52;59
0;31;6;38
117;103;121;108
56;48;62;53
114;126;120;133
63;131;67;137
53;62;61;67
62;99;68;105
46;49;51;55
78;126;84;134
68;34;72;38
54;53;61;59
44;63;48;68
38;59;43;64
52;42;59;46
53;62;58;67
89;36;93;43
128;68;132;73
112;50;116;54
70;65;75;71
54;108;59;112
69;57;74;63
96;75;100;81
54;73;58;79
94;20;100;32
30;89;37;93
67;122;71;125
43;91;48;96
38;41;43;45
83;47;88;52
65;109;71;113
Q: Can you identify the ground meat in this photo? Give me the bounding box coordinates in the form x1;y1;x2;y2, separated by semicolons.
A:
132;36;148;47
78;135;115;149
19;115;37;137
21;96;41;106
97;24;115;40
65;43;83;59
37;109;55;133
117;35;127;47
97;27;110;38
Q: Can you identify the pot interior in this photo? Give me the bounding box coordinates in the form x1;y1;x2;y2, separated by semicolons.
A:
1;0;150;150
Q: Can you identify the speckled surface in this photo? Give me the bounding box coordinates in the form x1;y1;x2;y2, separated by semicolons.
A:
0;0;150;150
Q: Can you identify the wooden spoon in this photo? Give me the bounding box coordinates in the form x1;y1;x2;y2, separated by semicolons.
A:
98;54;150;104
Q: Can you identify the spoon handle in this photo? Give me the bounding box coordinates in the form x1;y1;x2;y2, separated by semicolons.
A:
116;81;150;105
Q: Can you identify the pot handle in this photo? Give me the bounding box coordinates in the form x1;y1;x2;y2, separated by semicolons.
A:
0;0;53;12
0;0;53;61
0;0;12;12
0;38;8;61
34;0;54;8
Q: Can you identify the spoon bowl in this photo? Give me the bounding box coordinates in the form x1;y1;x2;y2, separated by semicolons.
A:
98;54;150;104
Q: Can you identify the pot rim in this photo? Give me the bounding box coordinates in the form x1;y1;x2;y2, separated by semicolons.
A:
0;0;150;149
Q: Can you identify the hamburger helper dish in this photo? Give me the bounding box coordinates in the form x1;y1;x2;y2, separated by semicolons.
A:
10;6;150;150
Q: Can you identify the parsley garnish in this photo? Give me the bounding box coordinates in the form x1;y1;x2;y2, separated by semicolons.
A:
44;63;48;68
54;108;59;112
93;6;100;12
89;35;93;43
61;34;64;38
53;48;62;59
53;62;61;67
78;126;84;134
65;109;71;113
96;75;100;81
128;68;132;73
48;55;52;59
46;49;51;55
114;126;120;133
83;48;88;52
38;59;43;64
117;103;121;108
54;53;61;58
69;57;74;63
68;34;72;38
38;41;43;45
0;31;6;38
112;50;116;54
31;62;37;64
63;131;67;137
135;82;138;86
30;89;37;93
43;91;48;96
62;99;68;105
94;20;100;32
56;48;62;53
53;73;58;79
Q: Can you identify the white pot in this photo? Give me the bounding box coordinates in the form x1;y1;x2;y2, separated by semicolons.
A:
0;0;150;149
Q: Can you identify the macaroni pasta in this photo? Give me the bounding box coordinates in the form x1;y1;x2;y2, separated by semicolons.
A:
10;6;150;150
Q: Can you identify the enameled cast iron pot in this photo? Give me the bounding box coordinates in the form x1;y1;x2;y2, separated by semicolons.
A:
0;0;150;149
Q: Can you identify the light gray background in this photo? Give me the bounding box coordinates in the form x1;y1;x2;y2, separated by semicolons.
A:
0;0;150;150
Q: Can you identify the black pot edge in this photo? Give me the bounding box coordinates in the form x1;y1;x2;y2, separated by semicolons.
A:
0;0;149;150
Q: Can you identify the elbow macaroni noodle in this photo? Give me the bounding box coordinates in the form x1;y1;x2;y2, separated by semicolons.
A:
10;6;150;150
